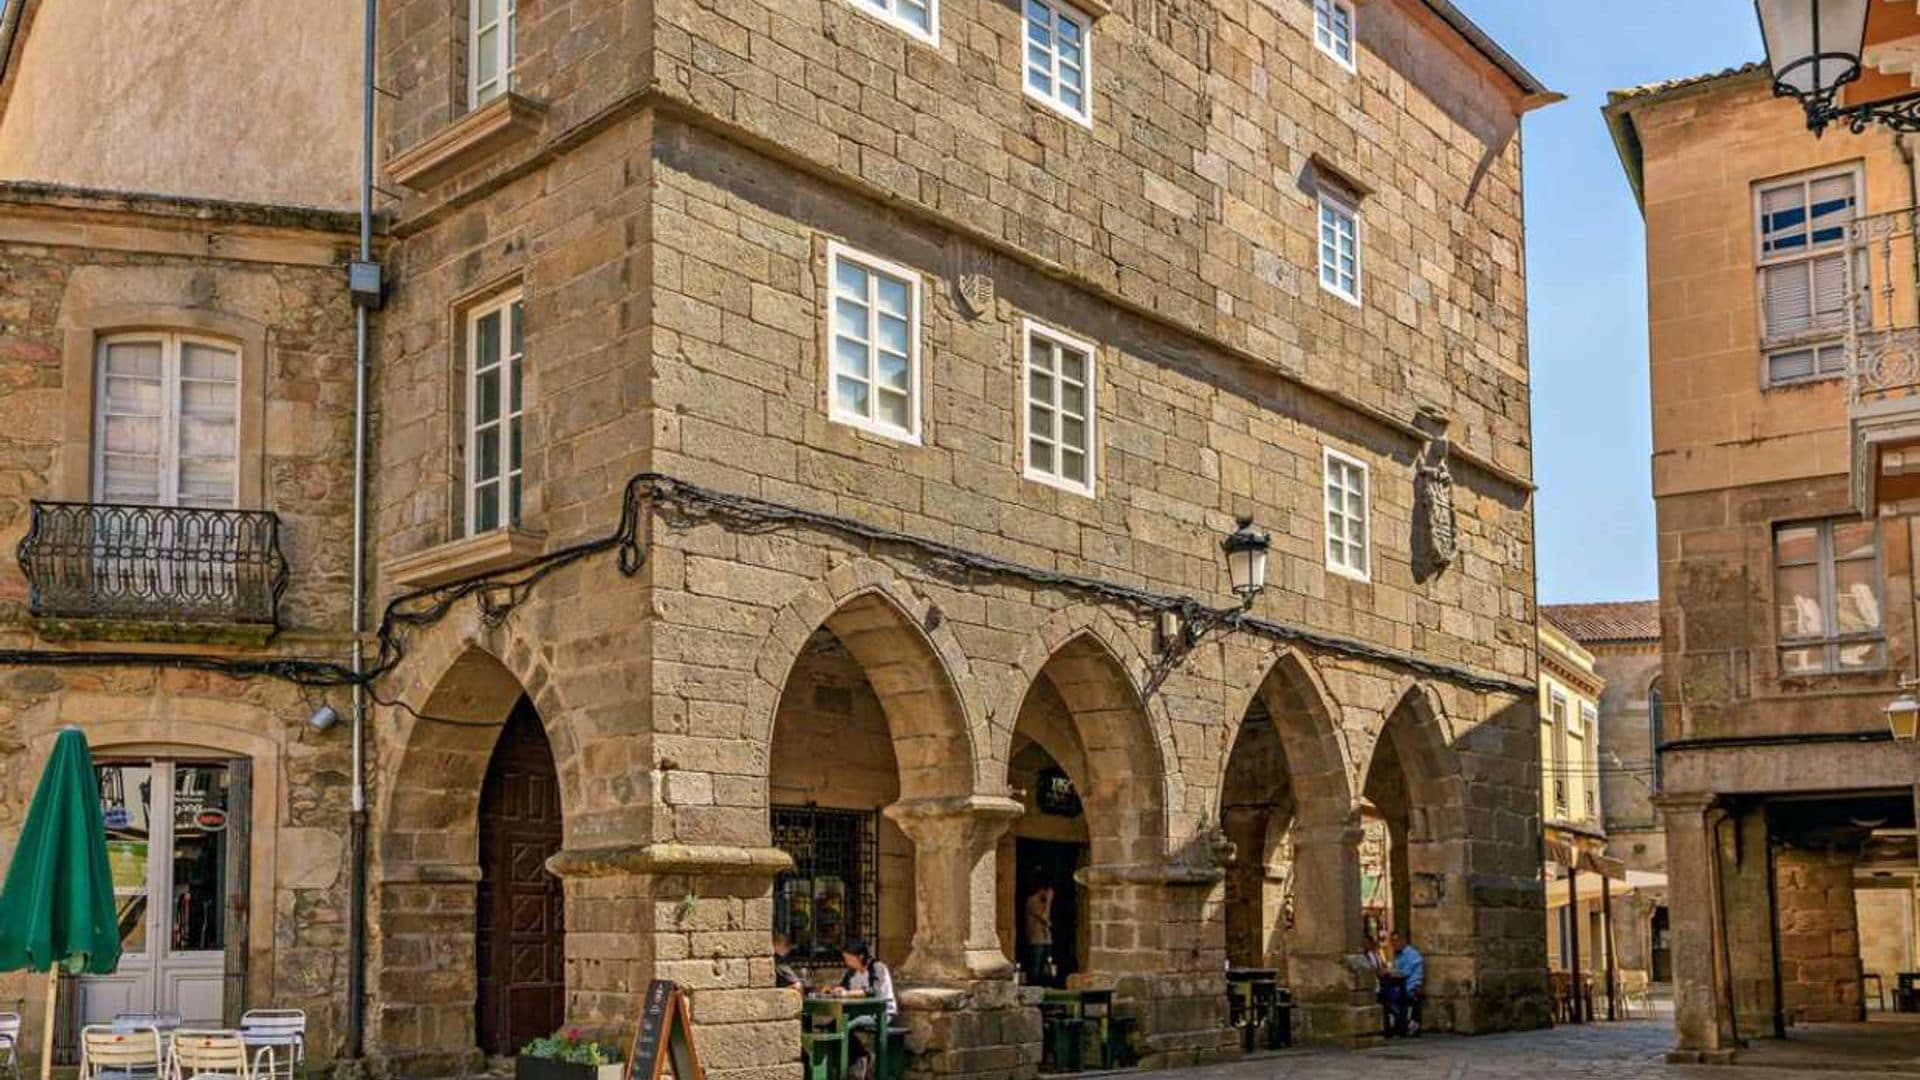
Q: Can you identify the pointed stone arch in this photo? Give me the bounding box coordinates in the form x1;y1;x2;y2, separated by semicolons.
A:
1218;648;1374;1041
1361;680;1473;1030
999;620;1175;982
748;562;987;804
756;563;1008;983
372;638;578;1072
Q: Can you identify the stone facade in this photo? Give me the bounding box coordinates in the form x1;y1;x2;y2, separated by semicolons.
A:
1607;68;1920;1053
0;184;362;1059
1541;601;1666;981
0;0;1554;1076
366;0;1552;1075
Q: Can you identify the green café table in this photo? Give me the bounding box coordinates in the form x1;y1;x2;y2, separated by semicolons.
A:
1041;988;1114;1070
804;995;891;1078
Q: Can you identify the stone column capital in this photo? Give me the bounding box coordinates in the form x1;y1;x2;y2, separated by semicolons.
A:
544;843;794;879
1651;793;1718;817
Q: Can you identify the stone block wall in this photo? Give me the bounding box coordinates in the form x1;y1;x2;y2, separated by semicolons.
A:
1775;845;1865;1025
0;187;361;1060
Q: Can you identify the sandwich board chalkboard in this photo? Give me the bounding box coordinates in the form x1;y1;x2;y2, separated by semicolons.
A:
624;979;705;1080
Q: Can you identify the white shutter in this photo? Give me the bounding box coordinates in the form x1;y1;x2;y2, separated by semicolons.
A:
1811;251;1849;331
1762;263;1813;339
1768;347;1816;383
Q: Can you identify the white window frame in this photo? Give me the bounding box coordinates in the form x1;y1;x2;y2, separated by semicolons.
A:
92;332;241;509
825;241;924;445
1317;188;1362;306
469;0;517;108
1022;0;1093;127
1312;0;1357;71
1773;517;1885;675
1021;318;1097;497
465;290;525;536
1752;163;1863;387
846;0;939;46
1322;446;1370;581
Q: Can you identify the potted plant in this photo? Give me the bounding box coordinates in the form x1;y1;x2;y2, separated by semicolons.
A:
516;1028;625;1080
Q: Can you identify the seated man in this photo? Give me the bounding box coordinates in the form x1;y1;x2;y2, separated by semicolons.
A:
1380;930;1425;1037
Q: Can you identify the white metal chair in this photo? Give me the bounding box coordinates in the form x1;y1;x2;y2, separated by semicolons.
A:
80;1024;165;1080
237;1010;304;1079
1617;969;1652;1019
169;1031;260;1080
0;1011;22;1080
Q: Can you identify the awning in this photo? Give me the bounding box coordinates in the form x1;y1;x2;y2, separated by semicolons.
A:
1546;868;1667;908
1543;835;1626;879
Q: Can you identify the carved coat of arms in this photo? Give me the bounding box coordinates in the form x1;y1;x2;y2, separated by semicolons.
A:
1412;408;1458;582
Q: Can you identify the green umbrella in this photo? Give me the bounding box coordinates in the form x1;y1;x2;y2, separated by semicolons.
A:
0;727;123;1079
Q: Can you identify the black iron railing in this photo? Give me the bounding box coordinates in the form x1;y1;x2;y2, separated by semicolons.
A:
17;501;289;626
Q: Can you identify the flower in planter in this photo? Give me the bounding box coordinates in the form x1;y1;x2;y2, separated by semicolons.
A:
520;1028;622;1066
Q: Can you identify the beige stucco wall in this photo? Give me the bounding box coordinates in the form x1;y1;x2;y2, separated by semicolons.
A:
0;0;362;209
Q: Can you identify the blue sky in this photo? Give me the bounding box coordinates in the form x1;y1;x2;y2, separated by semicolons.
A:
1459;1;1763;604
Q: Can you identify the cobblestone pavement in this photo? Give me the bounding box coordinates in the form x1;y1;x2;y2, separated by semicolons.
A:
1133;1019;1920;1079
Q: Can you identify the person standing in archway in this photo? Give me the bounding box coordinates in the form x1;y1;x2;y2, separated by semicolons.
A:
1025;885;1056;986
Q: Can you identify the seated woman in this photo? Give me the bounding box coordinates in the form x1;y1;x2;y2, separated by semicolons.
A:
828;939;897;1079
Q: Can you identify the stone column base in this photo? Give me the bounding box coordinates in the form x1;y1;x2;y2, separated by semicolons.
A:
896;982;1042;1079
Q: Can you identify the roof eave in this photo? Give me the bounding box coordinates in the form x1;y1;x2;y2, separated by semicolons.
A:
1418;0;1557;102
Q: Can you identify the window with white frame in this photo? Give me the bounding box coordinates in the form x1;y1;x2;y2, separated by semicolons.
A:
1323;448;1369;579
828;244;921;442
94;333;240;508
1547;689;1569;817
1755;166;1863;385
467;292;525;534
470;0;517;107
1023;320;1096;494
1023;0;1091;124
1774;518;1884;674
1318;188;1361;304
1312;0;1356;69
848;0;937;43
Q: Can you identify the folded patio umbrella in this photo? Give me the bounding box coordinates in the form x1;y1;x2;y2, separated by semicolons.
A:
0;727;123;1080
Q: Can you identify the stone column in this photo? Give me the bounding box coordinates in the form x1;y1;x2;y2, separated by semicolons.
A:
1286;817;1378;1044
884;795;1024;984
1658;794;1726;1054
546;842;799;1077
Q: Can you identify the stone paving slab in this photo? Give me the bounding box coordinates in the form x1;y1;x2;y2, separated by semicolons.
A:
1129;1020;1920;1080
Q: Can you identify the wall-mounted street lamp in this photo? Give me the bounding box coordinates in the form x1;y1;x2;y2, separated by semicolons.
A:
1157;517;1272;661
1222;516;1271;608
1885;682;1919;742
1754;0;1920;134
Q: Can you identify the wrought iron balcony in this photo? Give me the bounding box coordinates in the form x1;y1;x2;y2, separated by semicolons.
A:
16;501;289;628
1847;206;1920;510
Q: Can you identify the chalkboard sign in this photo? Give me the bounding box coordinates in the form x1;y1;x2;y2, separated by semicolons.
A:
625;979;704;1080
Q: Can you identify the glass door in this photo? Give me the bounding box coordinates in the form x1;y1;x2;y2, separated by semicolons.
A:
80;760;237;1027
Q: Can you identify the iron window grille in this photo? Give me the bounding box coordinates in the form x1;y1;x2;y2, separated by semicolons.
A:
772;804;878;962
16;501;290;626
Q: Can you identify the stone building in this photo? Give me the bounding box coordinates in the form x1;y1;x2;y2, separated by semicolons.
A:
0;0;366;1062
0;0;1557;1076
1607;63;1920;1054
1534;613;1613;1009
1541;600;1667;984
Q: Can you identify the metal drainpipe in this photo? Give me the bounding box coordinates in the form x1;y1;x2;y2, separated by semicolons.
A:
347;0;376;1061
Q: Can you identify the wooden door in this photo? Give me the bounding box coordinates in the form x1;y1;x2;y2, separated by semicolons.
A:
476;700;566;1056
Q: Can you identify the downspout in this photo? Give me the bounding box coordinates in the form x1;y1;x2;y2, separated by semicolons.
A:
347;0;378;1061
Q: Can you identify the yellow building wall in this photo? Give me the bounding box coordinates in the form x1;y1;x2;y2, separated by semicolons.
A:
0;0;363;208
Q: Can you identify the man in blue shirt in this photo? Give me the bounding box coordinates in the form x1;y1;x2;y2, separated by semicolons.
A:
1381;930;1425;1036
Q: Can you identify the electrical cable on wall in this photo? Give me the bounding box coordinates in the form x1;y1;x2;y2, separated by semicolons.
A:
0;471;1537;706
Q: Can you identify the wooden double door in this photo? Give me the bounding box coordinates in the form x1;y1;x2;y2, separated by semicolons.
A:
476;700;566;1056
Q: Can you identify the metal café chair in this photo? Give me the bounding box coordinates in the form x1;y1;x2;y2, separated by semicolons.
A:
169;1031;261;1080
79;1024;164;1080
237;1010;305;1079
0;1011;21;1080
